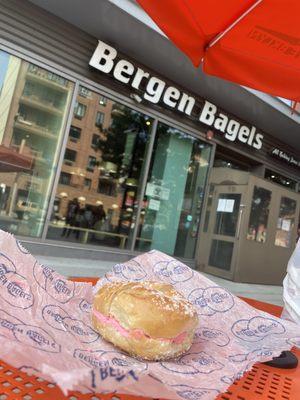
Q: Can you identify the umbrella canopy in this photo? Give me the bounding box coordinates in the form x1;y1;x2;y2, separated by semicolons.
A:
137;0;300;101
0;145;33;173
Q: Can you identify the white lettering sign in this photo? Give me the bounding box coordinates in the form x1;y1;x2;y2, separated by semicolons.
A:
271;148;300;168
90;41;264;150
199;101;263;150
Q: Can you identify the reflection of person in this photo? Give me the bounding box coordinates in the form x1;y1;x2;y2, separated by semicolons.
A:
61;198;79;237
82;205;94;229
74;206;85;239
93;204;106;226
93;204;108;241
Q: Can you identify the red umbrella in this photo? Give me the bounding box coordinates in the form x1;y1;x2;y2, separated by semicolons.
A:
0;145;33;173
136;0;300;101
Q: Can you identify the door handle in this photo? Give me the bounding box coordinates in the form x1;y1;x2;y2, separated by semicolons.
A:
236;204;245;240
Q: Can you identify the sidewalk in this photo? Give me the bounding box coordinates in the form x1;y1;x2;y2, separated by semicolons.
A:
35;255;283;306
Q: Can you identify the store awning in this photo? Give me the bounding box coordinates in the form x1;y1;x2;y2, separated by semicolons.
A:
0;145;33;173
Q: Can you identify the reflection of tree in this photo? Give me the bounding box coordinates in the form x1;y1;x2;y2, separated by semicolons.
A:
95;104;150;180
93;104;151;235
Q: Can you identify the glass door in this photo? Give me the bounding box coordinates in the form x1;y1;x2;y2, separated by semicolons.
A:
46;85;153;249
205;185;246;279
135;122;211;258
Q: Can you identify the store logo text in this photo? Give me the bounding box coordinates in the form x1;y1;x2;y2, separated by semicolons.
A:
90;41;264;150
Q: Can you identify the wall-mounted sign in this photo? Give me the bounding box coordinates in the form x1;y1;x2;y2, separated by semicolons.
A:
217;198;235;213
199;101;263;150
89;41;264;150
145;183;170;201
148;199;160;211
271;148;300;168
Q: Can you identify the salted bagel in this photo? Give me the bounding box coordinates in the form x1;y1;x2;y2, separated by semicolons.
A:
92;281;198;360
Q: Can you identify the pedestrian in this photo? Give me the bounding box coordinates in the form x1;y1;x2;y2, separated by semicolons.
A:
61;198;79;237
93;204;106;227
83;205;94;229
73;205;85;240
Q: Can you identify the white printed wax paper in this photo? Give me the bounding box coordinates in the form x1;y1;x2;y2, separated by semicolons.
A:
0;230;299;400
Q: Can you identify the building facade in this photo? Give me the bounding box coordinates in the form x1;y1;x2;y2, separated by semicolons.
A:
0;0;299;284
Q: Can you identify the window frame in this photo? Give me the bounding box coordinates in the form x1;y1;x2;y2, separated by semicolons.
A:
69;125;81;141
59;171;72;186
87;155;97;172
74;101;87;119
95;111;104;127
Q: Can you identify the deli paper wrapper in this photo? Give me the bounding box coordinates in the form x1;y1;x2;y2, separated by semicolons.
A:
0;230;299;400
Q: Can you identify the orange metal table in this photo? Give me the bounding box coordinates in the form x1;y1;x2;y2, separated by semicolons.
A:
0;277;298;400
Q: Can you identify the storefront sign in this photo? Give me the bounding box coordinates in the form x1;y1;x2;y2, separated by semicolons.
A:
271;148;300;168
199;101;263;149
89;41;264;150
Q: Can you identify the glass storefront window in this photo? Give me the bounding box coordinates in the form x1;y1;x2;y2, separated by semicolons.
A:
135;123;211;258
47;85;153;249
0;50;74;237
275;197;297;248
247;186;272;243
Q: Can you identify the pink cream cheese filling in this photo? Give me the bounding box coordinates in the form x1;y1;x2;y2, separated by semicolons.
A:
93;309;187;344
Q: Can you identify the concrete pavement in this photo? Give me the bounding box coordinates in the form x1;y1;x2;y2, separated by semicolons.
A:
35;255;283;306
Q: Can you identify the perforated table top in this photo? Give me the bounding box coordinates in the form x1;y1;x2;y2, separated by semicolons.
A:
0;278;298;400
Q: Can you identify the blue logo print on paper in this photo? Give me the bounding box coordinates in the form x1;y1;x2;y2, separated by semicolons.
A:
232;316;285;342
109;260;147;281
42;304;99;343
74;349;109;368
172;385;219;400
74;349;147;372
193;328;230;347
79;299;92;313
0;253;16;274
229;347;273;363
188;286;234;316
154;260;193;283
161;352;223;375
0;309;60;353
33;262;75;303
0;254;34;309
